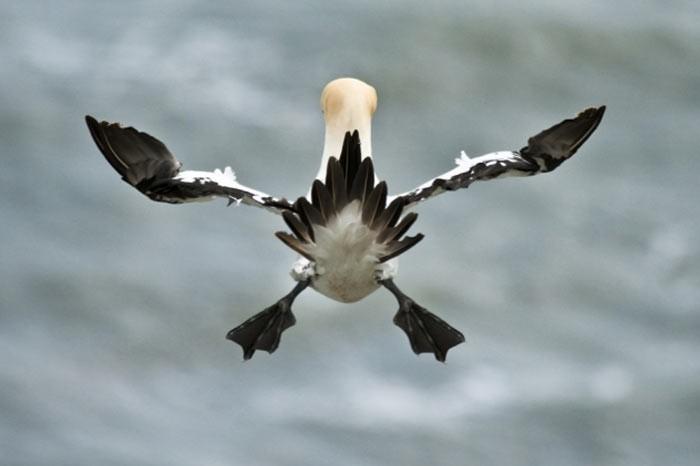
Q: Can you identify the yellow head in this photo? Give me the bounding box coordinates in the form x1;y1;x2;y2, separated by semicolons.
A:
320;78;377;130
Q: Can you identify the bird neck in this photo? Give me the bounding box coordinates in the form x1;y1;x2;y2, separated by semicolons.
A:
316;113;373;181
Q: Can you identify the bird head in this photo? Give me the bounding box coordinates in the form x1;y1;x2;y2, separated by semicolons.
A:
321;78;377;132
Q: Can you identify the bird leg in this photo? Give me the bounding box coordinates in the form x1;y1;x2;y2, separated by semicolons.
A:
381;278;465;362
226;279;310;360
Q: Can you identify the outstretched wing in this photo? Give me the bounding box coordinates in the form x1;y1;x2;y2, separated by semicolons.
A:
85;116;294;214
391;106;605;208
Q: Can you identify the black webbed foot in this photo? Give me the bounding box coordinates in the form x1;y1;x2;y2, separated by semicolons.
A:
382;279;465;362
226;280;309;360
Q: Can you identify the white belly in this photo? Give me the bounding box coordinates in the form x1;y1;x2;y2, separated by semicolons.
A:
312;260;380;303
298;202;393;303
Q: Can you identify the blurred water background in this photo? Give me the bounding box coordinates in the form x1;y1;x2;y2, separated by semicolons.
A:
1;1;699;465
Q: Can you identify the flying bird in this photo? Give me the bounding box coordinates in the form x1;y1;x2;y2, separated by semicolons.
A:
86;77;605;362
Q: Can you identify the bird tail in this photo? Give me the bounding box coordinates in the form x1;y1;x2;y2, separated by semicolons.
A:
275;131;423;262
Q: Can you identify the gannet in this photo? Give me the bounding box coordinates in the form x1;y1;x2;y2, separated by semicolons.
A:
86;77;605;362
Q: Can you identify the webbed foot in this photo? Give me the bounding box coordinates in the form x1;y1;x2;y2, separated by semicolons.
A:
382;279;465;362
226;280;309;360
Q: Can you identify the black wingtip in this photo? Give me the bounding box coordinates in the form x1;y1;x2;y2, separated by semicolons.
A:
569;104;606;154
593;105;606;129
583;105;606;128
520;104;607;172
85;115;106;137
84;115;100;141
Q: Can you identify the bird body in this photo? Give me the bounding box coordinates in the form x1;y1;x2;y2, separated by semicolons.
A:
301;201;385;303
293;78;394;303
86;77;605;361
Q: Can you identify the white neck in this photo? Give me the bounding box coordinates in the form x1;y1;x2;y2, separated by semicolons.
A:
316;112;373;181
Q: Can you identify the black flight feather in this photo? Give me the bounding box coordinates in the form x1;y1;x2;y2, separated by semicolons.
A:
378;233;425;263
377;212;418;244
295;197;324;238
311;179;335;224
371;197;404;232
328;158;348;211
282;211;312;243
338;130;362;192
348;157;374;203
275;232;315;261
361;181;387;225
